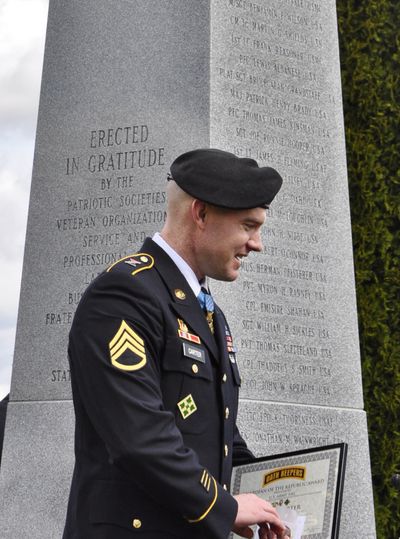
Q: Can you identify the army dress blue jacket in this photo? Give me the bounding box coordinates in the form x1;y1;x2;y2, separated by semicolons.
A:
63;238;254;539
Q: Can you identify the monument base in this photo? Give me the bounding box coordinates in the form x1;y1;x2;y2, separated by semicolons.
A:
0;399;376;538
0;401;74;539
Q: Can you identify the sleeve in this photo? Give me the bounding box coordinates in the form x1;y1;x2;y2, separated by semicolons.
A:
232;425;256;466
69;270;238;538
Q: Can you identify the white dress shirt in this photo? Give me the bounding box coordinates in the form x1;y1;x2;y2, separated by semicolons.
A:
152;232;204;297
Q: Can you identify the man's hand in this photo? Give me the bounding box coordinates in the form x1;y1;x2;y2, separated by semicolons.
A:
232;493;290;539
258;522;291;539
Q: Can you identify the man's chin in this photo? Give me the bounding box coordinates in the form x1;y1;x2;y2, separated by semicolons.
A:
217;270;240;282
204;261;241;282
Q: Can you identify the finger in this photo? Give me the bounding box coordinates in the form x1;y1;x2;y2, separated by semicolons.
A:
282;526;291;539
265;529;276;539
273;527;290;539
260;506;285;528
234;526;254;539
258;522;276;539
263;516;286;535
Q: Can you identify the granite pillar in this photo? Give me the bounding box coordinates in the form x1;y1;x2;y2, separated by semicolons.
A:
0;1;376;537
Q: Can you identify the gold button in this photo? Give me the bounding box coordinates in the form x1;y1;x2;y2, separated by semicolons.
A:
223;484;227;490
225;407;230;419
192;364;199;374
222;373;227;383
132;519;142;529
224;444;229;457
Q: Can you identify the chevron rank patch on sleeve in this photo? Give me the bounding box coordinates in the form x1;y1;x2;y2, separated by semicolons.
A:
109;320;147;371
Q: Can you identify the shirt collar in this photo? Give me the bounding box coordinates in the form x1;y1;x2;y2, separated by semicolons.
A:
152;232;202;297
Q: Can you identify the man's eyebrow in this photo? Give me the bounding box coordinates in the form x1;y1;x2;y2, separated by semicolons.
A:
243;217;265;226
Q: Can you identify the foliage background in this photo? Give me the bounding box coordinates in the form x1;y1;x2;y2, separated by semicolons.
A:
336;1;400;536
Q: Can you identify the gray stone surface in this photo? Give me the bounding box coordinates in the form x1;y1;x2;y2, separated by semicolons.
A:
0;401;75;538
1;0;376;537
210;0;363;410
11;0;211;402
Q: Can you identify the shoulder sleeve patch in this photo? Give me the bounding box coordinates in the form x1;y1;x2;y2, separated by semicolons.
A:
106;253;154;276
109;320;147;371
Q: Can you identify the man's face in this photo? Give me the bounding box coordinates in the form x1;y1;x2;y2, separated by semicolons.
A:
195;205;266;282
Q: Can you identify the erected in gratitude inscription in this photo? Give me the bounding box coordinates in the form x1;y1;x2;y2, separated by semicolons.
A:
12;121;169;397
48;124;167;328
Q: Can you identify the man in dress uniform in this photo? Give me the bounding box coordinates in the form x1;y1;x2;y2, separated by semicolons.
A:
63;149;289;539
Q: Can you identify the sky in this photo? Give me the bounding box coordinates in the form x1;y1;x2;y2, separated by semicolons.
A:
0;0;49;399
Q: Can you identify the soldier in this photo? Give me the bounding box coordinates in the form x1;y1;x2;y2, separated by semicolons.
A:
63;149;289;539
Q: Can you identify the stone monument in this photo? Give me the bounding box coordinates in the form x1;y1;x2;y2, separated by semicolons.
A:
0;1;376;537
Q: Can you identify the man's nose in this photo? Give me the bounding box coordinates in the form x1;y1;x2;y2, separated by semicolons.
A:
247;231;263;252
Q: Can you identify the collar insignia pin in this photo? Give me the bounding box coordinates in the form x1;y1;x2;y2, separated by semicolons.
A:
175;289;186;300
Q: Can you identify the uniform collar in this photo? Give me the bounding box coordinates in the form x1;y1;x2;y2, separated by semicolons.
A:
142;237;219;360
152;232;201;297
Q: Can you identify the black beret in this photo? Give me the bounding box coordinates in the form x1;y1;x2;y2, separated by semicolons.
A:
169;148;282;209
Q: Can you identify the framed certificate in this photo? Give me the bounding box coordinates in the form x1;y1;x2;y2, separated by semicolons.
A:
230;443;347;539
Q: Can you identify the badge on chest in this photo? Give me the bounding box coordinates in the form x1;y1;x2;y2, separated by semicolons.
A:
177;318;201;344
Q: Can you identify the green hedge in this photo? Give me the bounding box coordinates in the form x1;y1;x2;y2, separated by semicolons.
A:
336;1;400;536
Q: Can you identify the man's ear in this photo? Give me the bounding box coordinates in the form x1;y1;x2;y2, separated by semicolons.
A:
191;199;208;229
